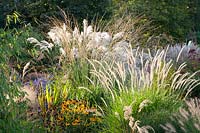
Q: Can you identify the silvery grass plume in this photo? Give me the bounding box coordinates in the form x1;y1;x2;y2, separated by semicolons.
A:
27;37;66;63
46;18;131;61
166;41;200;64
27;37;54;53
27;14;150;63
22;62;31;81
89;45;200;101
138;99;153;112
43;14;149;62
161;98;200;132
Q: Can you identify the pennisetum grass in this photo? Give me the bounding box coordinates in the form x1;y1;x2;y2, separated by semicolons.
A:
88;45;200;132
89;45;200;101
26;10;200;132
161;98;200;132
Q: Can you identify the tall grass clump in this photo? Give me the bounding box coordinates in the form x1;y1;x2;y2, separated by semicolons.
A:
27;12;152;64
89;46;200;132
25;11;200;132
166;41;200;97
26;12;152;91
161;98;200;132
25;12;153;132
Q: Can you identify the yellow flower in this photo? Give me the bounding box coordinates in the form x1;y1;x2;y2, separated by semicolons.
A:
72;121;80;126
74;118;81;123
57;115;64;121
80;104;86;110
65;122;70;126
89;117;97;122
82;110;89;115
71;99;78;104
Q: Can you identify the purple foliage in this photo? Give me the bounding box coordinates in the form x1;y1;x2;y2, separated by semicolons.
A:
33;78;48;90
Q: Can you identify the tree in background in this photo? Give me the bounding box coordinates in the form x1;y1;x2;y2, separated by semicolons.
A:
0;0;111;28
111;0;200;43
1;0;199;43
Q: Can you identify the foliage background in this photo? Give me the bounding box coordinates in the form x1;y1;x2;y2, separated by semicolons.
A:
0;0;111;28
1;0;200;132
111;0;200;42
1;0;199;43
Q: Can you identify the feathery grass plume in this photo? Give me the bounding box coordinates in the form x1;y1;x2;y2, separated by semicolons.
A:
166;41;200;65
44;12;152;63
138;99;153;112
46;11;97;62
103;14;152;46
27;11;152;68
22;62;31;81
161;98;200;132
89;45;200;100
89;46;199;132
27;37;54;53
123;105;154;133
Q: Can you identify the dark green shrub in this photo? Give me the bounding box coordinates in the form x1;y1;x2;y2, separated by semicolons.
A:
110;0;200;42
0;0;112;28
